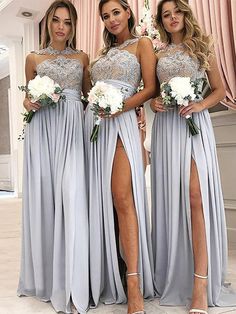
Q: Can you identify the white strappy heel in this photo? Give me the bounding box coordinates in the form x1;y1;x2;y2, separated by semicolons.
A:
127;272;146;314
189;273;208;314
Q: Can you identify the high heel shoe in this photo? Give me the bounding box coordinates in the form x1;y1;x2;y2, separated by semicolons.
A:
127;272;146;314
189;273;208;314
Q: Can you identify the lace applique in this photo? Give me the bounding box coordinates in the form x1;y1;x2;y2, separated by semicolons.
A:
157;44;205;84
36;57;83;91
91;38;141;88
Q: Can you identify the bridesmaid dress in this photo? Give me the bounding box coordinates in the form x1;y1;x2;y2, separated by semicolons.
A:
151;43;236;307
84;38;155;306
17;46;89;314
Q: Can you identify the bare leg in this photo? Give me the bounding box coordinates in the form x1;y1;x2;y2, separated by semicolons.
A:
111;138;144;314
189;159;208;313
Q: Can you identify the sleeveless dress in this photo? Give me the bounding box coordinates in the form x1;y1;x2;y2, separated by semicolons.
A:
84;38;155;306
151;44;236;306
17;46;89;314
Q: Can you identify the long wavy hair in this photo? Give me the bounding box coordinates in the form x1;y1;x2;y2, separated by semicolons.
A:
40;0;77;49
156;0;213;69
98;0;137;56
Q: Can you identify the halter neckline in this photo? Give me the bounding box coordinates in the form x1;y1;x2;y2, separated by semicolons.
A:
114;37;139;49
44;46;75;55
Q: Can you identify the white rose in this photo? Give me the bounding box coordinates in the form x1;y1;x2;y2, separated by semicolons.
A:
169;77;195;100
99;97;108;109
175;95;184;105
28;75;55;100
50;93;60;103
182;99;189;107
88;91;97;104
89;81;123;113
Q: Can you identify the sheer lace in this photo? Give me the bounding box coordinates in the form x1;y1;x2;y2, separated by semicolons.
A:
91;38;141;88
157;44;205;84
34;46;83;91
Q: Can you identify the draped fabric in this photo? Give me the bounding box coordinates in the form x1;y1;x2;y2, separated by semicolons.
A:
189;0;236;109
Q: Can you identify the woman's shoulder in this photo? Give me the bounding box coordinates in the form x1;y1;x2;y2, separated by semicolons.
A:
137;36;153;48
75;50;89;67
25;52;38;66
30;48;49;55
77;50;88;59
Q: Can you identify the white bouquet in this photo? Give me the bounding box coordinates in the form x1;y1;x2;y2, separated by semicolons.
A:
88;81;124;142
161;76;204;136
19;75;65;123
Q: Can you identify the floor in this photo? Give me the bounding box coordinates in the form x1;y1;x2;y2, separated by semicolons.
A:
0;197;236;314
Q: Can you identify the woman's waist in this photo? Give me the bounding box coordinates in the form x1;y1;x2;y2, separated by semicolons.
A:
62;88;81;101
94;79;137;99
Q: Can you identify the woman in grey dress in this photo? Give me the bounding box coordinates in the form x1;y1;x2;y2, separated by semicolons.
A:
17;1;89;313
84;1;156;313
151;0;236;313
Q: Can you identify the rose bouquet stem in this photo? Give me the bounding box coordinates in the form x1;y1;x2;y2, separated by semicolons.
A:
90;124;100;142
90;117;101;142
186;115;199;136
24;110;35;123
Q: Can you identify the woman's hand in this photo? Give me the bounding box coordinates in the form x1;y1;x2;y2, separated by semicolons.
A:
109;111;122;118
23;98;41;112
101;101;125;119
150;97;166;113
179;101;205;117
101;111;122;119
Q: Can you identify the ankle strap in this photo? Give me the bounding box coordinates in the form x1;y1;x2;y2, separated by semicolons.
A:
194;273;208;279
189;309;208;314
127;272;140;277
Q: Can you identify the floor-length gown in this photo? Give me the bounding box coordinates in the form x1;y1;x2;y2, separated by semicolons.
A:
17;46;89;314
151;43;236;306
84;38;155;306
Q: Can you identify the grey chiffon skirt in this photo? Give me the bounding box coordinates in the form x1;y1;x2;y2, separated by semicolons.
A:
18;89;89;313
151;107;236;306
84;80;155;306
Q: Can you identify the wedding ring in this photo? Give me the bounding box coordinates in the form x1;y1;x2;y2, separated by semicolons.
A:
32;109;36;112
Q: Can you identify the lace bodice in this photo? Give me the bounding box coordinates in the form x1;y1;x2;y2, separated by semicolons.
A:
91;38;141;89
35;46;83;91
157;44;205;84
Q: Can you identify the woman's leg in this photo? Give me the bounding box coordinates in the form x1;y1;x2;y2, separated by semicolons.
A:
111;138;144;314
190;159;208;313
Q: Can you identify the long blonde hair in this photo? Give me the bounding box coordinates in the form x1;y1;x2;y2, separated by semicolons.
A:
98;0;137;56
41;0;77;49
156;0;213;69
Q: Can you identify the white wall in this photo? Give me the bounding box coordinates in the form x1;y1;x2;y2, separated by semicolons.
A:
0;0;49;195
211;110;236;249
0;23;39;196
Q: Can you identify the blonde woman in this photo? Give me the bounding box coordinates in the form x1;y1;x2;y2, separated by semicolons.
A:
151;0;236;313
17;1;89;313
84;0;157;313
